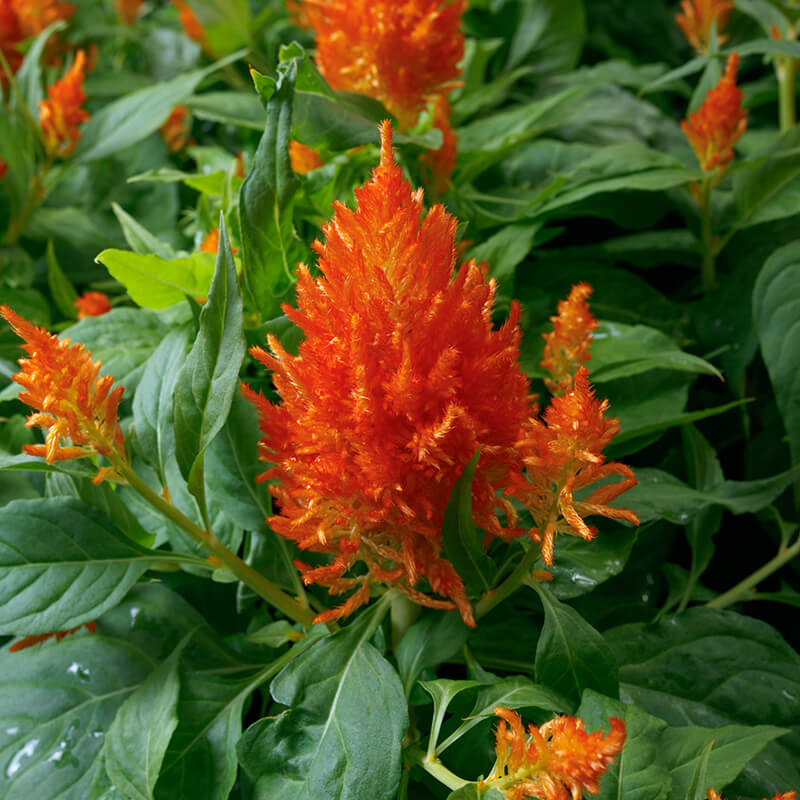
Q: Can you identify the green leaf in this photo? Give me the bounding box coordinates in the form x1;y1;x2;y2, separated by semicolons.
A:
686;741;714;800
237;601;408;800
103;636;188;800
448;786;504;800
45;240;78;320
419;679;481;757
396;611;472;698
174;216;246;499
13;21;67;118
183;0;251;55
238;59;303;318
753;240;800;466
466;223;541;294
112;203;177;260
589;322;721;382
186;91;265;129
533;583;619;705
96;250;216;310
0;497;201;636
442;451;495;597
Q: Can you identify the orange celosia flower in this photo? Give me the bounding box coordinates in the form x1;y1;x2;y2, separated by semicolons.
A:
541;283;597;396
507;367;639;566
172;0;206;48
485;707;626;800
114;0;142;26
0;3;24;79
38;49;89;158
75;290;111;319
708;790;797;800
199;226;238;256
1;306;126;478
419;94;457;196
9;621;96;653
682;52;747;173
0;155;7;181
10;0;75;38
159;104;190;153
292;0;466;129
244;122;534;626
289;140;324;174
676;0;733;53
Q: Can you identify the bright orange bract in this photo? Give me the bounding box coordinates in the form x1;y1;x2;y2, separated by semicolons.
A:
485;707;626;800
708;790;797;800
244;121;533;626
114;0;141;26
541;282;597;396
159;104;190;153
75;291;111;320
682;52;747;173
1;306;125;477
676;0;733;53
289;140;324;174
173;0;206;47
10;0;75;38
38;49;89;158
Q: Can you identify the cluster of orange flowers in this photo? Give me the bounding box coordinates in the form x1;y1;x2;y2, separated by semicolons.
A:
0;0;75;81
484;707;626;800
676;0;734;53
75;290;111;319
290;0;465;191
682;52;747;174
38;48;89;158
707;790;796;800
244;122;638;625
289;140;324;174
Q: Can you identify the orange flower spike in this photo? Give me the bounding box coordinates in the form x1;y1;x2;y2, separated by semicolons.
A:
172;0;207;48
294;0;466;127
75;291;111;320
682;52;747;173
159;104;191;153
676;0;734;53
289;140;324;174
114;0;142;26
38;49;89;158
1;306;126;475
10;0;76;38
200;227;220;254
0;3;24;79
541;283;598;396
420;95;458;196
508;367;639;565
708;790;797;800
244;121;533;626
486;708;626;800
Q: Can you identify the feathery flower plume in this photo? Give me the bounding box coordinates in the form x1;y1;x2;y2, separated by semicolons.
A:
484;707;626;800
507;367;639;566
159;104;190;153
114;0;142;26
708;790;797;800
9;622;96;653
541;283;597;396
10;0;75;38
1;306;126;480
75;291;111;319
676;0;733;53
289;140;324;174
38;49;89;158
0;3;24;78
172;0;206;48
682;52;747;173
419;95;457;196
244;122;533;626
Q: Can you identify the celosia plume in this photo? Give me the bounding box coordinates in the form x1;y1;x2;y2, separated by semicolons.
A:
9;622;96;653
507;367;639;566
485;707;626;800
676;0;733;53
419;95;457;196
708;790;797;800
1;306;126;479
159;104;190;152
173;0;206;48
541;283;597;396
244;122;533;626
38;49;89;158
289;140;324;174
682;52;747;173
0;2;24;78
114;0;142;26
75;291;111;319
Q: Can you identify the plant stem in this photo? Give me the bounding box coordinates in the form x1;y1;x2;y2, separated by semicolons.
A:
390;593;420;651
699;178;716;292
113;455;316;627
475;542;540;620
706;535;800;609
407;748;469;791
778;24;797;132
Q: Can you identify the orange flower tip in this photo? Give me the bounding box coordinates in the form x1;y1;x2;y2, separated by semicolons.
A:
676;0;734;53
9;622;97;653
289;140;324;174
75;291;111;319
38;49;89;158
0;159;7;181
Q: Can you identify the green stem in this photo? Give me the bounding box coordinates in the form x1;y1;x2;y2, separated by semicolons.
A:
699;178;715;293
778;26;797;132
390;593;420;651
706;535;800;609
113;456;316;627
475;542;541;620
407;748;469;791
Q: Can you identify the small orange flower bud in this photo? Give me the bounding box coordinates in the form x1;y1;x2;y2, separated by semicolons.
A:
114;0;142;26
172;0;206;47
485;707;626;800
682;52;747;173
159;105;191;153
9;621;96;653
289;140;324;174
541;283;597;396
676;0;734;53
75;291;112;320
38;49;89;158
199;226;238;256
420;95;458;196
1;306;126;474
